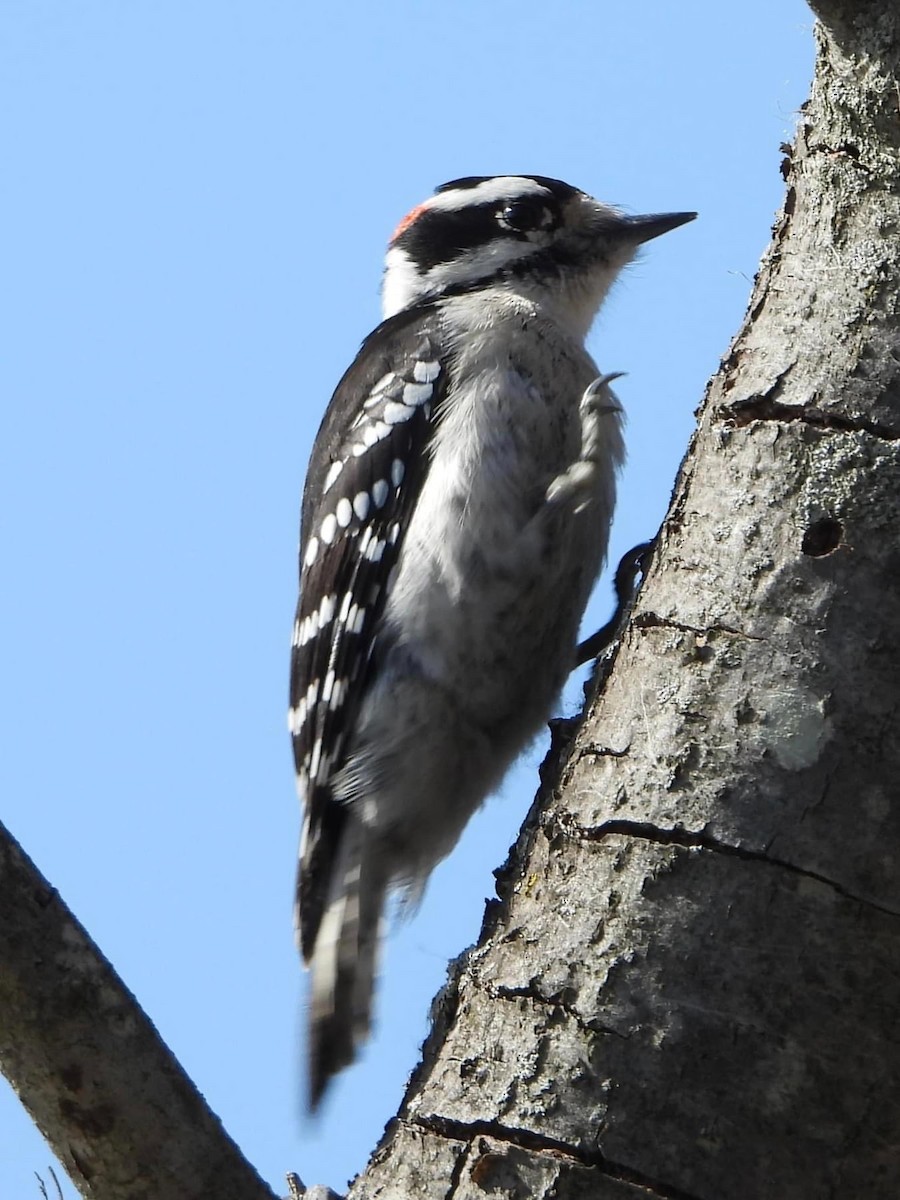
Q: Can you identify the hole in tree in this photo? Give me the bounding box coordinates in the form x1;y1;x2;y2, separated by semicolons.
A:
802;517;843;557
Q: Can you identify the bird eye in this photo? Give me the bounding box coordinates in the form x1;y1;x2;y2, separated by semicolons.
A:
498;198;553;235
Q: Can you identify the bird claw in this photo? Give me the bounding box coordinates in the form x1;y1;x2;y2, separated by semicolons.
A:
544;373;624;511
575;540;653;665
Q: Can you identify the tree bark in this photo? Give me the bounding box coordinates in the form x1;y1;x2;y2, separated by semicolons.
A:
2;4;899;1199
347;4;900;1197
0;822;277;1200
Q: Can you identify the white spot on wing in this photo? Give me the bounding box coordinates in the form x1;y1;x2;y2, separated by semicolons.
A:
319;594;336;627
323;461;343;492
413;360;441;383
295;769;309;804
403;381;433;406
383;401;414;425
304;536;319;568
309;737;323;780
353;491;370;520
391;459;405;487
371;372;396;394
362;421;391;447
320;513;338;545
346;602;366;634
336;498;353;527
372;479;389;508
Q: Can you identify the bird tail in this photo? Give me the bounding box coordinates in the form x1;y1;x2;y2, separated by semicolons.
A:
307;818;387;1109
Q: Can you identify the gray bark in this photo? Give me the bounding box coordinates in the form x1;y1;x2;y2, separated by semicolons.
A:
347;4;900;1198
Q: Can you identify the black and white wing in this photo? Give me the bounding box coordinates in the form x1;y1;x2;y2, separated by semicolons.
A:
289;304;448;960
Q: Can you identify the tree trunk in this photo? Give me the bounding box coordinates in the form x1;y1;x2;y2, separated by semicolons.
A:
348;4;900;1197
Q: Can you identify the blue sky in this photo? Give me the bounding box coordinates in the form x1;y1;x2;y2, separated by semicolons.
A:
1;3;813;1194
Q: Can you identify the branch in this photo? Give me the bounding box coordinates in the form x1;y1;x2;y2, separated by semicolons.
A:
0;819;278;1200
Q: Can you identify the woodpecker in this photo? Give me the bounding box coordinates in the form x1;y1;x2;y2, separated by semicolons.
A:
289;174;694;1106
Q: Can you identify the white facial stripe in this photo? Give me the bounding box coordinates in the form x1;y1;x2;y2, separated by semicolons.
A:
383;221;552;317
425;176;551;213
421;236;547;293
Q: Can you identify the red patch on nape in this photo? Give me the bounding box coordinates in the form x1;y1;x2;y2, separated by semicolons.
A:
391;201;430;243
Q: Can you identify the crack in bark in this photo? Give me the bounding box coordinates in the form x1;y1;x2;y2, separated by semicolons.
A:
443;1138;471;1200
723;393;900;441
806;140;876;172
633;612;761;641
406;1113;706;1200
560;817;900;919
577;743;632;762
471;978;628;1041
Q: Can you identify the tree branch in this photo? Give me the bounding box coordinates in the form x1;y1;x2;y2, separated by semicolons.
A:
0;820;277;1200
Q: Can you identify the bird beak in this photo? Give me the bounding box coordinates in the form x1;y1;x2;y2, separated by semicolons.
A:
620;211;698;243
